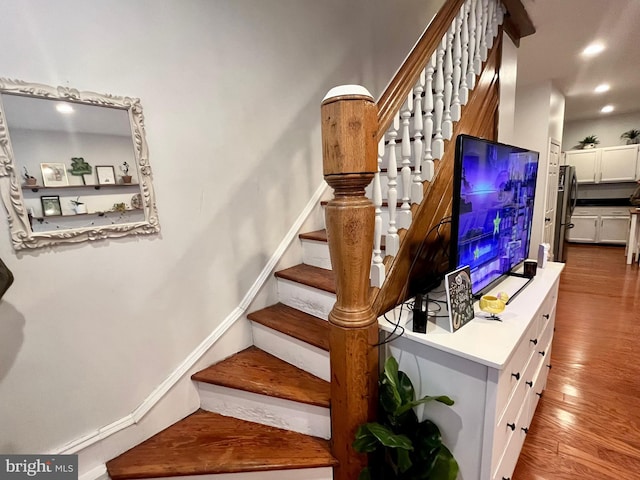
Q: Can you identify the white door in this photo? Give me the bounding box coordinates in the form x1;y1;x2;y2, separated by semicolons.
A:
543;140;561;253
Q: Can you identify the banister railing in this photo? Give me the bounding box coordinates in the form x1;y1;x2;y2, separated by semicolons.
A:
371;0;505;290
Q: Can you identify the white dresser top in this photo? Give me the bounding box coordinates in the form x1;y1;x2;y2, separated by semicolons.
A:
378;262;565;369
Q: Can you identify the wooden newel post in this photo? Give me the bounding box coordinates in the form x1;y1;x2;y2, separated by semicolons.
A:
321;85;379;480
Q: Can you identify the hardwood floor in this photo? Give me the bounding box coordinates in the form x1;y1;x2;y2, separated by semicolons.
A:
513;243;640;479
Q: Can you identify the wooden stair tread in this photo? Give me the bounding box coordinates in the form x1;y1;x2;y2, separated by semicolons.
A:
106;410;337;479
248;303;329;351
299;229;327;242
192;346;330;407
275;263;336;294
299;228;386;249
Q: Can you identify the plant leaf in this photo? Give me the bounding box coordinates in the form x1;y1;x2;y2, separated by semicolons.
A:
353;424;381;453
428;445;459;480
357;467;372;480
362;422;414;450
396;395;455;416
396;446;413;473
380;380;402;415
397;370;415;406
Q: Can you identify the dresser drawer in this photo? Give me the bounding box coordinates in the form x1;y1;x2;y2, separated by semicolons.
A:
495;318;538;414
530;343;553;418
493;393;529;480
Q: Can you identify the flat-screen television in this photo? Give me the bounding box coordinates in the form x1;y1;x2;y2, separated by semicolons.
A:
450;134;539;296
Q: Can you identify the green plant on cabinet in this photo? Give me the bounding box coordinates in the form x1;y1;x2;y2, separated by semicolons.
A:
353;356;459;480
621;129;640;144
578;135;599;149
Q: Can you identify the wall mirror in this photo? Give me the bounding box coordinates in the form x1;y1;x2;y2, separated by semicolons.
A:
0;78;160;250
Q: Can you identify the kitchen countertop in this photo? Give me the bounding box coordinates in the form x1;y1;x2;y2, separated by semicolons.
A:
575;198;631;207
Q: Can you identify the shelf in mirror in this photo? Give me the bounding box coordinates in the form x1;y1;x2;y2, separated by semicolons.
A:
22;183;140;192
32;207;143;221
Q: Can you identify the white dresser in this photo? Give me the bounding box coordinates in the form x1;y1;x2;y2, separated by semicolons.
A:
380;263;563;480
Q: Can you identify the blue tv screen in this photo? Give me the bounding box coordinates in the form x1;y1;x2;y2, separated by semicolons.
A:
450;135;539;295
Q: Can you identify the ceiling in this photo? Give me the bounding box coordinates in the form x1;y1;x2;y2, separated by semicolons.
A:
516;0;640;122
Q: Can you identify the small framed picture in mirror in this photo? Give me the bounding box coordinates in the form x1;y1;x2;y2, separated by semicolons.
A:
40;162;69;187
41;196;62;217
96;165;116;185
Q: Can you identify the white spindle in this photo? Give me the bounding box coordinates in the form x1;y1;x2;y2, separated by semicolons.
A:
486;0;495;49
460;1;470;105
451;10;462;122
474;0;484;72
371;137;385;287
467;0;477;90
432;41;445;160
423;53;435;182
442;29;454;140
398;93;413;229
385;113;400;257
411;71;425;204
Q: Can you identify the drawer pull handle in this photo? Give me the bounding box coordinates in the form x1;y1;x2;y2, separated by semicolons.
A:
536;392;543;398
539;350;546;357
507;422;516;431
543;314;550;319
521;427;529;434
503;478;511;480
547;364;552;369
530;338;538;345
525;380;533;388
511;372;520;380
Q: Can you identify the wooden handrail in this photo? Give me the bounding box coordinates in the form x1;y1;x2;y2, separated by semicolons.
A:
377;0;465;139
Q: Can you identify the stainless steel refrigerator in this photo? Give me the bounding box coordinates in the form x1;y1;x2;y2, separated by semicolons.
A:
553;165;578;262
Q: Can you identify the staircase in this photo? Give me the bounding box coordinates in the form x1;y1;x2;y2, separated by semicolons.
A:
106;233;340;480
105;0;534;478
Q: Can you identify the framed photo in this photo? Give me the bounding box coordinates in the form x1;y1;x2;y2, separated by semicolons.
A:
40;163;69;187
40;196;62;217
96;165;116;185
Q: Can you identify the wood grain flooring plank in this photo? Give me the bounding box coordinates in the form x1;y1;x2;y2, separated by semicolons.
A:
514;244;640;479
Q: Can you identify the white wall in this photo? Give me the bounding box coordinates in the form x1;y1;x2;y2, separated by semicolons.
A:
0;0;448;463
497;35;519;145
563;111;640;151
513;81;566;257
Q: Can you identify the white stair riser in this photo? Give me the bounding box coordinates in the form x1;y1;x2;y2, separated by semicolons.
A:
197;383;331;439
301;239;332;270
252;323;330;382
277;278;334;320
140;467;333;480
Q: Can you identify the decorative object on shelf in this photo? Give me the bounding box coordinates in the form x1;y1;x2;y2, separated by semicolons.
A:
70;197;87;214
353;356;458;480
40;195;62;217
120;161;132;184
40;162;69;187
112;202;127;214
131;193;142;210
96;165;116;185
479;292;509;321
444;266;474;332
23;166;37;186
69;157;92;185
578;135;600;149
620;129;640;145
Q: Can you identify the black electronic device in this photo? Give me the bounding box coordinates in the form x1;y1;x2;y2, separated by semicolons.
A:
412;293;428;333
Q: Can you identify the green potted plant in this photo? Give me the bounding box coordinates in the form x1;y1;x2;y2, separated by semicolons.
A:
578;135;600;149
120;161;132;184
620;129;640;145
353;356;458;480
112;202;127;214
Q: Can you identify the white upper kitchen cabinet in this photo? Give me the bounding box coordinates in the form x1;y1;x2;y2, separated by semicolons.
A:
565;145;639;184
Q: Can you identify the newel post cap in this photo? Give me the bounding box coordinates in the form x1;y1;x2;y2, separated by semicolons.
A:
322;85;373;104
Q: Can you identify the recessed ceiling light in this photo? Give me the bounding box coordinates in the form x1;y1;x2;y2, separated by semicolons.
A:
594;83;610;93
601;105;614;113
56;103;74;114
582;42;605;57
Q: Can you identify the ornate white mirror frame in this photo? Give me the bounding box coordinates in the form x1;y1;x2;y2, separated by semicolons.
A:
0;78;160;250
